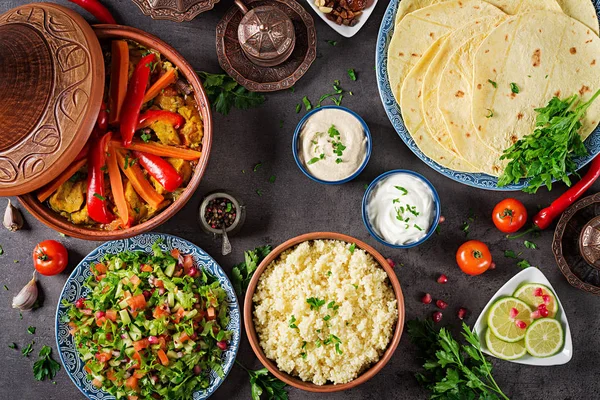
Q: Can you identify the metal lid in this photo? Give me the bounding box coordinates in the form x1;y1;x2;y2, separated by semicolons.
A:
0;3;104;196
130;0;221;22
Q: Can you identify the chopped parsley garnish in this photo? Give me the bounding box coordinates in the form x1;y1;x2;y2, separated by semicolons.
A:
414;224;423;231
326;40;337;46
406;204;420;216
486;109;494;118
326;271;332;277
300;352;307;359
256;189;263;197
488;79;497;88
8;343;17;350
269;175;276;183
347;68;357;81
510;83;520;94
461;222;470;237
306;297;326;310
27;326;36;335
524;240;538;249
140;132;152;143
352;284;358;289
289;315;298;329
327;301;339;310
253;162;262;172
517;259;533;269
307;156;323;165
349;243;356;254
22;341;34;357
100;165;108;172
303;96;313;111
504;250;520;259
335;158;343;164
395;186;408;195
335;343;343;355
295;104;301;113
323;315;331;321
93;193;106;201
197;71;265;115
3;285;7;291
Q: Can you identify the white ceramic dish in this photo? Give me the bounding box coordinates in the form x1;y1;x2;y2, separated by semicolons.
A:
474;267;572;366
305;0;379;38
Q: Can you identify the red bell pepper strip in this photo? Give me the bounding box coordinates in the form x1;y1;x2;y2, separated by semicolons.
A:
132;151;183;192
136;110;185;130
87;132;115;224
68;0;116;24
120;53;156;147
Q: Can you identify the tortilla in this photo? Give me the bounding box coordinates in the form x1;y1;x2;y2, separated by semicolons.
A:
556;0;599;35
421;16;507;159
387;0;505;104
438;33;506;176
394;0;562;26
472;11;600;154
400;36;478;172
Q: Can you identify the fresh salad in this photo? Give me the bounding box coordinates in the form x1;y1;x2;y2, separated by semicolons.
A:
63;242;232;399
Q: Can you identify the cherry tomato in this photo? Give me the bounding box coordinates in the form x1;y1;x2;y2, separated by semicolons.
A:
456;240;492;276
492;198;527;233
33;240;68;276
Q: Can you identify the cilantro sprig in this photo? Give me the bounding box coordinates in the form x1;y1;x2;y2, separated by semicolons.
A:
236;361;288;400
33;345;61;381
231;246;272;296
197;71;265;115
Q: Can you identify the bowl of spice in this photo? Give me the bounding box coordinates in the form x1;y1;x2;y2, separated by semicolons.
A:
199;192;245;235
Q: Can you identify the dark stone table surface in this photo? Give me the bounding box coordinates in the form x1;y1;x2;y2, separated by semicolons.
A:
1;0;599;399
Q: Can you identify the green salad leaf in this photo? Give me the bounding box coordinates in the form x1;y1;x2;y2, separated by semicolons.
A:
231;246;272;296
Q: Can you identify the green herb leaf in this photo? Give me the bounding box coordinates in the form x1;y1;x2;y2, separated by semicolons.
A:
347;69;357;81
303;96;313;111
517;259;532;269
307;156;322;165
140;132;152;143
414;224;423;231
0;245;3;255
22;341;34;357
488;79;497;88
8;343;17;350
27;326;36;335
295;104;301;113
349;243;356;254
524;240;538;249
93;193;106;201
510;82;520;94
395;186;408;195
253;162;262;172
306;297;326;310
289;315;298;329
197;71;265;115
33;345;61;381
504;250;519;259
3;285;7;291
231;246;272;296
326;40;337;46
269;175;276;183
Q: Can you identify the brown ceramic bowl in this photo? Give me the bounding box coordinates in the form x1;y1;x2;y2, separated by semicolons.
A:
244;232;405;392
18;25;213;241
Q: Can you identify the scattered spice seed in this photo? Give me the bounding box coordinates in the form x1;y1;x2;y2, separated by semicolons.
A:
204;198;237;230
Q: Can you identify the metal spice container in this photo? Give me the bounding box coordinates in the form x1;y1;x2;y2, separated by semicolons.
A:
199;192;246;256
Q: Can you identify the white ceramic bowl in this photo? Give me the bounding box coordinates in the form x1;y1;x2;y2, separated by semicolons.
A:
305;0;379;38
473;267;572;366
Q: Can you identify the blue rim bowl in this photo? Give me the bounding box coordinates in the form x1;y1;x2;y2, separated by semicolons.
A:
362;170;441;249
292;105;372;185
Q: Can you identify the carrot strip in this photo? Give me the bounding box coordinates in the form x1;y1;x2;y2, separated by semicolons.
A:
36;158;87;203
108;40;129;125
143;69;177;104
111;139;201;161
116;150;164;209
107;143;130;225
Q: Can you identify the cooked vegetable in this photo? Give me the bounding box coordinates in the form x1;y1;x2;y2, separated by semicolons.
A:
107;144;130;227
12;272;38;311
143;68;177;104
492;198;527;234
108;40;129;124
87;132;115;224
120;53;156;147
231;246;272;296
33;345;61;381
116;150;164;209
4;199;23;232
37;158;87;203
33;240;68;276
456;240;492;276
137;110;185;130
499;90;600;193
133;151;183;192
65;242;232;399
68;0;116;24
111;139;201;161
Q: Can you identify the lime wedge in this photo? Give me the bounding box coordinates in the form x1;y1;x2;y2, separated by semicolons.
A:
487;297;533;342
485;328;526;360
524;318;564;357
513;283;558;317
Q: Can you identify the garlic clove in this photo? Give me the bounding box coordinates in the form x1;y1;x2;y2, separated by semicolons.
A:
12;271;38;311
4;199;24;232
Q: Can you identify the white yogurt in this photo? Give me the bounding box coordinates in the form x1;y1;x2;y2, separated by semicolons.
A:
367;173;435;245
298;108;368;182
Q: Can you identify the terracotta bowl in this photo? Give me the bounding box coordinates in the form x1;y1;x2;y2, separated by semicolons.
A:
244;232;405;392
18;25;213;241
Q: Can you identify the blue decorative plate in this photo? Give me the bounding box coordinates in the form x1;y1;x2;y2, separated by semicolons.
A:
375;0;600;191
55;233;241;400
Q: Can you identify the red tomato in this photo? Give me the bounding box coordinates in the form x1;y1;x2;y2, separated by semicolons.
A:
456;240;492;276
33;240;68;276
492;198;527;233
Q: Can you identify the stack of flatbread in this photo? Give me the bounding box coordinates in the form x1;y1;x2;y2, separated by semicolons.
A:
387;0;600;176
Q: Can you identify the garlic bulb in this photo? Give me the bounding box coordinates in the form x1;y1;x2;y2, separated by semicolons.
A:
12;272;38;311
4;199;23;232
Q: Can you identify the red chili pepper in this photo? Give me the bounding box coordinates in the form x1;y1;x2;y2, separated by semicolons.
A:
120;54;156;147
132;151;183;192
137;110;185;130
87;132;115;224
68;0;116;24
96;101;109;133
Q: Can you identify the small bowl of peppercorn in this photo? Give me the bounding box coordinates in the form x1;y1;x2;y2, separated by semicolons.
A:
199;191;246;240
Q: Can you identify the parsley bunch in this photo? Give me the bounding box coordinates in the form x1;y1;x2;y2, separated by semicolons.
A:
407;320;509;400
499;89;600;193
197;71;265;115
236;361;288;400
33;345;61;381
231;246;272;296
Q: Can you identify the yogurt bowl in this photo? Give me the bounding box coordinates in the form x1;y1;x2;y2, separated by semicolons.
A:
362;170;441;248
292;106;372;184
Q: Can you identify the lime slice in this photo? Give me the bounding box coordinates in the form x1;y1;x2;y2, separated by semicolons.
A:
485;328;526;360
487;297;533;342
513;283;558;317
524;318;564;357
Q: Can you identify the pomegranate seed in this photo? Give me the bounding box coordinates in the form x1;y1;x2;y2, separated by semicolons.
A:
151;375;159;384
143;290;152;300
457;307;468;320
489;262;496;270
148;336;159;344
539;307;549;318
509;307;519;319
386;258;396;268
75;298;85;309
217;340;228;350
190;332;198;340
531;310;541;319
432;311;443;323
436;300;448;310
421;293;432;304
439;215;446;223
437;274;448;284
193;365;202;376
538;303;547;311
515;320;527;329
542;295;551;305
534;287;544;297
95;311;105;319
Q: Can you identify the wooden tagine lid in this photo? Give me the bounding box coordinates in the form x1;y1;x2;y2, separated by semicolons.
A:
130;0;221;22
0;3;104;196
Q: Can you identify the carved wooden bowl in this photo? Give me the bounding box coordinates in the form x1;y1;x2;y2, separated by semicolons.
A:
553;193;600;295
17;25;213;241
130;0;221;22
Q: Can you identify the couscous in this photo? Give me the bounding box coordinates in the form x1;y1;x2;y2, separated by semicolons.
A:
253;240;398;385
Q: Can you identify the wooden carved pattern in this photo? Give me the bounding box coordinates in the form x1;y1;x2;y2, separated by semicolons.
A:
216;0;317;92
0;5;93;188
553;193;600;296
130;0;220;22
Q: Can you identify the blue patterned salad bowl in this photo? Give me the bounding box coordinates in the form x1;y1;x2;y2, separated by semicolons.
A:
55;233;241;399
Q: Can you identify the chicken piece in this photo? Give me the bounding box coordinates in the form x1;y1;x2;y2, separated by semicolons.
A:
70;205;92;225
167;158;192;184
150;120;181;146
124;180;148;222
178;103;203;148
49;180;85;214
154;91;184;113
